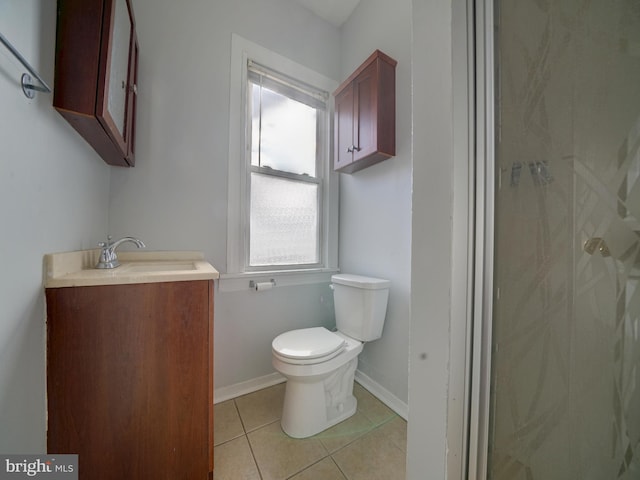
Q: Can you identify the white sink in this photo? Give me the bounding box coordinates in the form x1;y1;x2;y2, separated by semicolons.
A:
44;250;219;288
125;262;197;272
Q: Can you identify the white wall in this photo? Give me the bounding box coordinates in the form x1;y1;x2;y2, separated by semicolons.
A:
338;0;412;405
111;0;343;390
0;0;111;453
408;0;462;478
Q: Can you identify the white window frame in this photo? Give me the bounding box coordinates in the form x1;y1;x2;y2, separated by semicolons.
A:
222;34;339;292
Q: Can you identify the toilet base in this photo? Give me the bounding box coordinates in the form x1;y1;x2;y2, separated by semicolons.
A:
280;357;358;438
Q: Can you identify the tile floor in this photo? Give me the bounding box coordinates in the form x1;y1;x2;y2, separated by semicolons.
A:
214;382;407;480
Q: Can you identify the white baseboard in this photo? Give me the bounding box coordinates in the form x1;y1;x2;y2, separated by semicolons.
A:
215;370;408;421
355;370;408;420
214;372;285;404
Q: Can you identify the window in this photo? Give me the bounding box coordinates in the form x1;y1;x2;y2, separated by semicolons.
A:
248;62;324;267
224;35;338;289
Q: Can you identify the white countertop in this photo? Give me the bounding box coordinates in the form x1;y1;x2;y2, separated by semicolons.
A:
44;250;219;288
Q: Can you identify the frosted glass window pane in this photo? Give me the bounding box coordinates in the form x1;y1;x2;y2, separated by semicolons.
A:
250;173;318;266
250;83;317;176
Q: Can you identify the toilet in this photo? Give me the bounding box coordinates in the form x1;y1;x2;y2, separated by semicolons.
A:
271;273;390;438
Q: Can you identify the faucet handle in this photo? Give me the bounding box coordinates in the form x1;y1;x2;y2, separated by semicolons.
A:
95;235;145;269
98;235;114;249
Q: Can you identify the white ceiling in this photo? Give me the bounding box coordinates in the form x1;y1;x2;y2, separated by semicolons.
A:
292;0;361;27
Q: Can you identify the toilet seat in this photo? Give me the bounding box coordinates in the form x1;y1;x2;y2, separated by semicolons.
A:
272;327;346;365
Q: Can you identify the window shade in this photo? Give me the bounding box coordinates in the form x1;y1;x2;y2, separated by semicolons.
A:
248;60;328;110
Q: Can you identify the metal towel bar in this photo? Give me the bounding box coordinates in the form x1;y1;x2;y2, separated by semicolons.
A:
0;31;51;98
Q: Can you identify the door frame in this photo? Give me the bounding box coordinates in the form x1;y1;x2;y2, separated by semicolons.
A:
466;0;496;478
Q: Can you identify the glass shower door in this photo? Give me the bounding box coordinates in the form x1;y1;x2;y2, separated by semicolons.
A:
488;1;640;478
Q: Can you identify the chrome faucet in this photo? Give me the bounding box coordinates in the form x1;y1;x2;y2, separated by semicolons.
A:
96;235;146;269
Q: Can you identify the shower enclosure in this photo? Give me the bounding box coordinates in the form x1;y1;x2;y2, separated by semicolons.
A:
472;0;640;478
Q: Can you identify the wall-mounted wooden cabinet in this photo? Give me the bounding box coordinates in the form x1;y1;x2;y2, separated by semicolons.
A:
46;280;214;479
54;0;138;167
333;50;397;174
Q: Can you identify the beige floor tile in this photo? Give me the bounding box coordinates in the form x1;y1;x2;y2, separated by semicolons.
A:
213;435;260;480
290;457;347;480
248;422;328;480
332;425;407;480
235;383;286;432
376;415;407;453
214;383;406;480
214;400;245;446
314;410;374;454
353;383;397;426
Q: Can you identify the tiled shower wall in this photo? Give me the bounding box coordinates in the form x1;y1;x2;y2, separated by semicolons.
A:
489;1;640;479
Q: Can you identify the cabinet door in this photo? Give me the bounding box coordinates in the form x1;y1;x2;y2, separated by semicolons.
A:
97;0;135;159
47;281;212;479
124;31;138;164
352;61;377;162
334;85;355;171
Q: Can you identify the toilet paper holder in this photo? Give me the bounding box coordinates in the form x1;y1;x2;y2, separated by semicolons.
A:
249;279;277;291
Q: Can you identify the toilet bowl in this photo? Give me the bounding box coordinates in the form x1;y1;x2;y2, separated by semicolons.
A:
273;328;363;438
272;274;390;438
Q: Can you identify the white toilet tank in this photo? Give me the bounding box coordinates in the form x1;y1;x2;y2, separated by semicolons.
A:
331;274;390;342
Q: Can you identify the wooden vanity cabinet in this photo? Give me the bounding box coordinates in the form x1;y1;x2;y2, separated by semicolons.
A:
53;0;138;167
333;50;397;174
46;280;214;479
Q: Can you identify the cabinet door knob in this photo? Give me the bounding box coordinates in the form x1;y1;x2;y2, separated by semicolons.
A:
123;82;137;94
346;145;361;153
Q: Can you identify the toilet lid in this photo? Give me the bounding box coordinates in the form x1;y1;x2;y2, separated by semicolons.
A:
272;327;346;360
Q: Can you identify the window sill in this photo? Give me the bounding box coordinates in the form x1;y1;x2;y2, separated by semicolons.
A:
218;268;339;293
